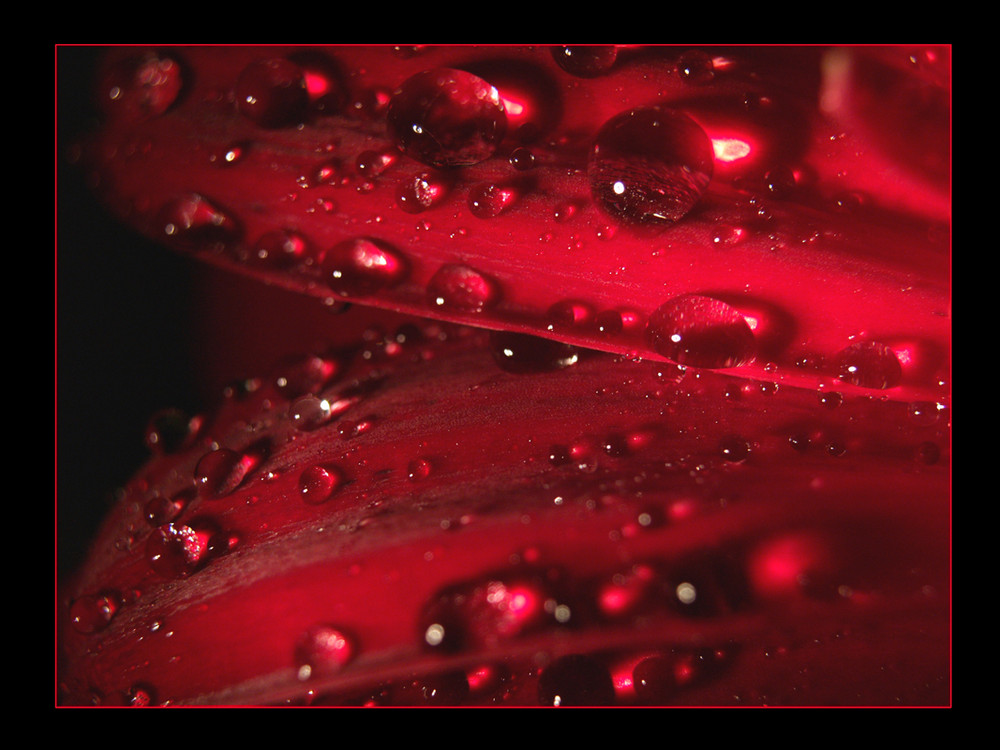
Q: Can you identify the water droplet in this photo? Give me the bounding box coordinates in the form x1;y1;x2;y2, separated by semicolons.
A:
834;341;903;389
764;165;798;197
69;591;122;634
144;488;191;526
158;193;240;253
273;354;340;400
546;299;595;331
355;149;397;178
407;458;433;481
322;237;408;297
589;106;714;226
298;464;345;505
294;625;355;680
551;45;618;78
677;49;716;85
386;68;507;168
101;51;182;122
818;390;843;409
719;436;751;463
194;448;251;498
289;394;334;431
288;50;347;115
146;522;215;579
420;572;560;652
646;294;755;368
210;141;248;166
468;182;516;218
239;229;308;269
235;58;309;128
489;331;579;374
508;146;536;170
908;401;944;426
427;264;501;313
538;654;615;706
395;171;450;213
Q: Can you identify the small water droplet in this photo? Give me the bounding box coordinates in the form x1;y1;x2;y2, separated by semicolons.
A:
427;264;501;313
395;171;450;213
834;341;903;389
646;294;755;368
589;106;714;226
468;182;516;218
69;591;122;634
551;45;618;78
407;458;433;481
298;464;345;505
322;237;408;297
158;193;240;253
489;331;579;374
387;68;507;168
239;229;308;269
356;149;397;178
719;436;751;463
195;448;252;498
818;390;843;409
146;522;215;579
288;50;347;115
294;625;355;680
289;394;334;431
144;488;191;526
508;146;536;170
677;49;716;85
273;353;340;399
235;58;309;128
210;141;248;167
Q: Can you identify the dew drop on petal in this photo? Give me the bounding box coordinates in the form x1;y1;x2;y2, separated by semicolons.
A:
396;171;450;213
489;331;579;374
468;182;516;218
294;625;355;680
240;229;308;270
298;464;345;505
69;591;122;634
427;264;501;313
646;294;755;368
235;58;309;129
589;106;714;226
387;68;507;168
322;237;408;297
834;341;903;389
143;489;191;526
289;394;334;431
146;522;214;579
194;448;251;498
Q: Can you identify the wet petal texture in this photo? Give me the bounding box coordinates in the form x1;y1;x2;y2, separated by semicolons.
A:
59;325;949;706
77;45;950;400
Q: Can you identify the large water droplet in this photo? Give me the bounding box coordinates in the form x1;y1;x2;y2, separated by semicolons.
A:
489;331;579;374
537;654;615;706
646;295;755;368
427;264;500;313
322;237;408;297
834;341;903;389
235;58;309;128
387;68;507;168
589;106;714;226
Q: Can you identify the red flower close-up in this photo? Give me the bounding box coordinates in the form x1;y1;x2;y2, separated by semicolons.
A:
55;44;951;707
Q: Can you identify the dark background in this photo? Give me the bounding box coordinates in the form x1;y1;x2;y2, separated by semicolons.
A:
56;46;200;577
